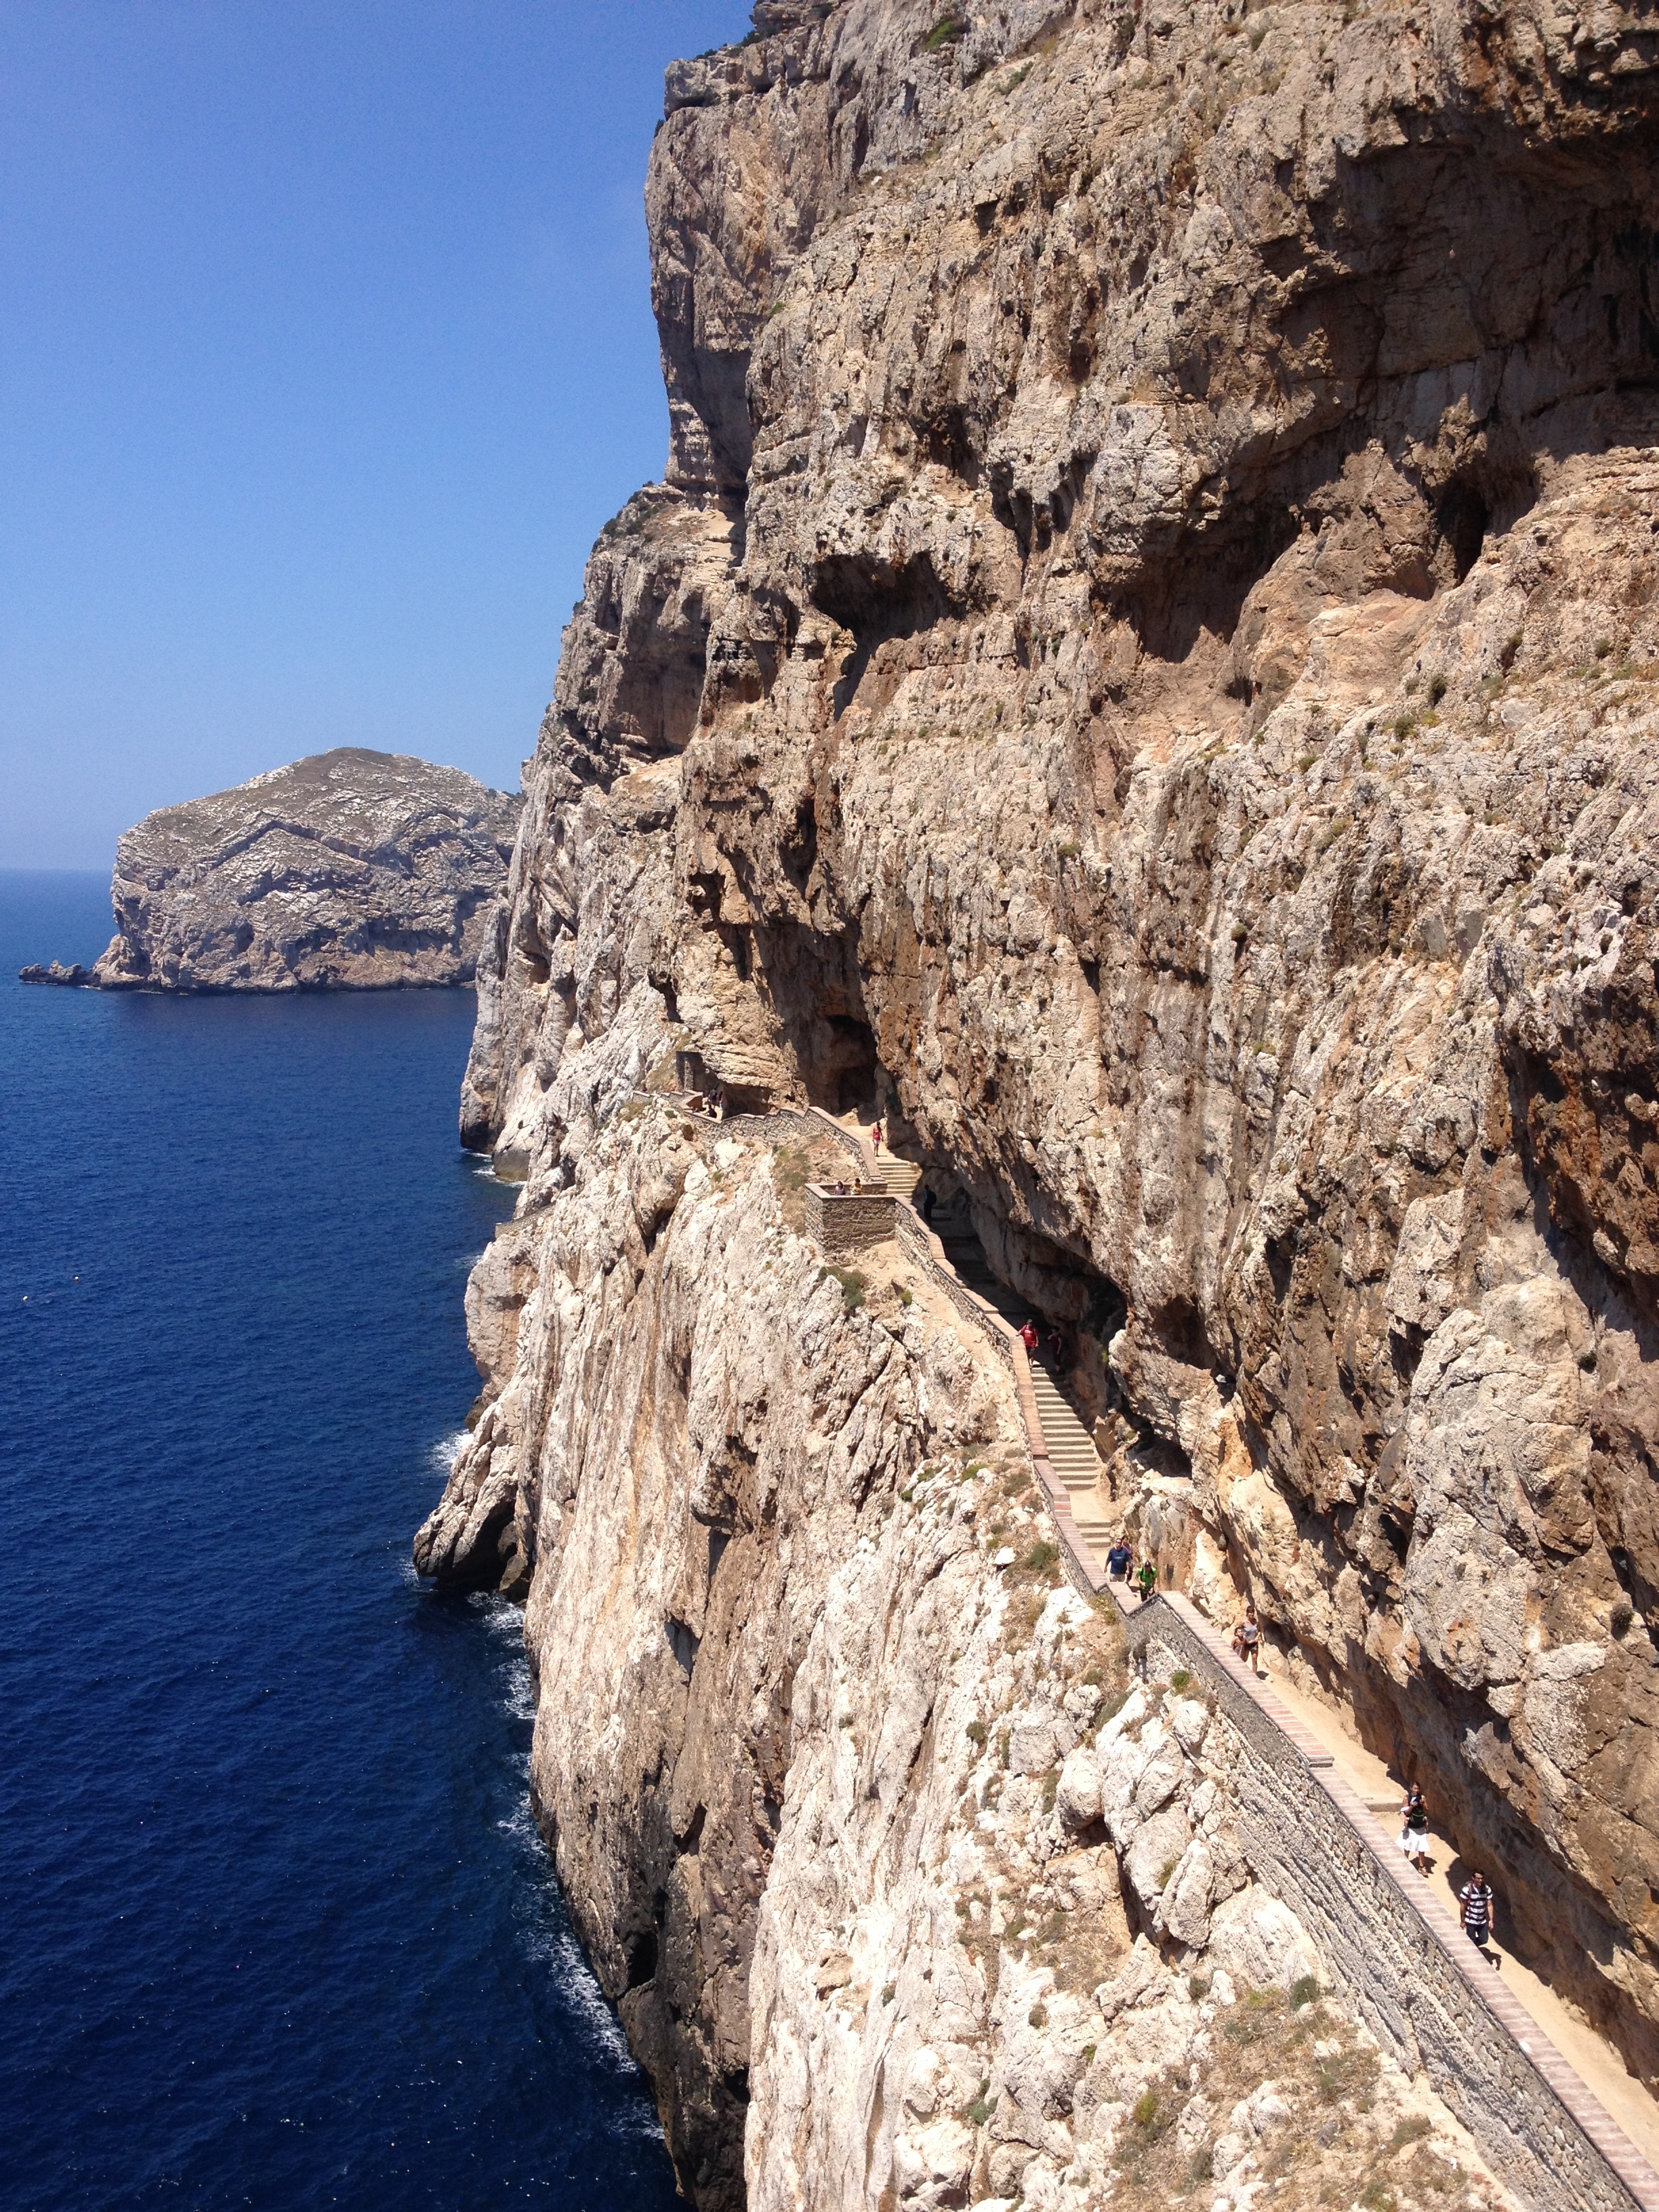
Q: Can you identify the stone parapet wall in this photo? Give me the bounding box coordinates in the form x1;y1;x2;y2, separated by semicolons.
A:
806;1186;897;1257
892;1206;1014;1374
1121;1595;1659;2212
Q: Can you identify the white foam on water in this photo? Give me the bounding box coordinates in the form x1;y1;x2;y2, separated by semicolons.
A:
475;1592;528;1646
496;1799;542;1851
534;1923;638;2074
428;1428;469;1476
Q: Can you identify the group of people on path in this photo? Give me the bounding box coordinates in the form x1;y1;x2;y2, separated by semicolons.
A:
1018;1315;1069;1368
1406;1787;1504;1964
1397;1784;1500;1963
1103;1537;1160;1604
1101;1535;1503;1961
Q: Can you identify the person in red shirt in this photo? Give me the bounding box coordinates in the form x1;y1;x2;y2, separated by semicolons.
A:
1020;1319;1039;1355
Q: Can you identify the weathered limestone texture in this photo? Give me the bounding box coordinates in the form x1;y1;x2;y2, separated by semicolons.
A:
429;0;1659;2198
85;748;520;991
421;1093;1517;2212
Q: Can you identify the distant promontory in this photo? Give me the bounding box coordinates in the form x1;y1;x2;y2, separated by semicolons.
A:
23;748;522;993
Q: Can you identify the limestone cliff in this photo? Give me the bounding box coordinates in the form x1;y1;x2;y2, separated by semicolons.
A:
428;0;1659;2196
83;747;520;991
422;1085;1518;2212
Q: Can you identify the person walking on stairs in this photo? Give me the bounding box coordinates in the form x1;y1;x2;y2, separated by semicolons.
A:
1460;1870;1498;1964
1105;1538;1132;1585
1135;1558;1158;1605
1399;1784;1431;1876
1020;1319;1040;1355
869;1118;883;1155
1233;1603;1263;1675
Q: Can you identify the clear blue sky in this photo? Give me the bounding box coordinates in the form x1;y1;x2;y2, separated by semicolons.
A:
1;1;752;867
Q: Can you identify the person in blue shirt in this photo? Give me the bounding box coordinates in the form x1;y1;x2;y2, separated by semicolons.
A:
1105;1540;1132;1582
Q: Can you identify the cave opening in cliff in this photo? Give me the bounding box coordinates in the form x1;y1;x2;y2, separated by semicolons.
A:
1115;501;1303;663
1435;479;1490;583
808;550;960;718
737;914;880;1115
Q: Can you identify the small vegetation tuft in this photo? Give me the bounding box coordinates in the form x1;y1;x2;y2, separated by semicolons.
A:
819;1264;867;1312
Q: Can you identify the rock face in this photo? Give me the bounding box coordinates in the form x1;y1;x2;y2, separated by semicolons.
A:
428;0;1659;2198
86;748;520;991
421;1088;1515;2212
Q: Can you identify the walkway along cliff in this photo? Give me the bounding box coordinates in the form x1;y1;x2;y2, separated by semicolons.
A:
417;1;1659;2205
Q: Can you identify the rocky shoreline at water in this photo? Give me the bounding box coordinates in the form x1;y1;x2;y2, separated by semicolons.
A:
20;747;520;994
19;960;91;987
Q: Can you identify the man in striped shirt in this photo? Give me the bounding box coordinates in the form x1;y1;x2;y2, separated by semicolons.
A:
1460;1871;1498;1964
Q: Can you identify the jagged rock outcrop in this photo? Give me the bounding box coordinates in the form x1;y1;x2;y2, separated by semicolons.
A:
430;0;1659;2194
18;961;89;987
83;748;520;991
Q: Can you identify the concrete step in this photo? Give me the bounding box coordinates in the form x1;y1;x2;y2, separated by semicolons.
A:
877;1156;922;1195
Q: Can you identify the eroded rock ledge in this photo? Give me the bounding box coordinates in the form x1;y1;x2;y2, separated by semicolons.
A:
80;747;520;991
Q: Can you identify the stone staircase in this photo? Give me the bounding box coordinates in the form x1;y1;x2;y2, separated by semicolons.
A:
939;1240;1113;1546
874;1150;922;1203
850;1122;1116;1555
1027;1361;1115;1553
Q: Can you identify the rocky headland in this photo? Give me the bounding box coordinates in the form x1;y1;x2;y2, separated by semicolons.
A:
26;747;521;992
419;1;1659;2205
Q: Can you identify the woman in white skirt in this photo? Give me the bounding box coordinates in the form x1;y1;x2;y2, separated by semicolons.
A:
1399;1783;1431;1875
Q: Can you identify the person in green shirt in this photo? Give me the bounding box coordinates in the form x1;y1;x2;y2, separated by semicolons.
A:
1135;1559;1158;1603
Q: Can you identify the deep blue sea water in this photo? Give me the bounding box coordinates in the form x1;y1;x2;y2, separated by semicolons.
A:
0;873;679;2212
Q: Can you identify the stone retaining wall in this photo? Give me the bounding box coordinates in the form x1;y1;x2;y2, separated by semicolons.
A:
806;1185;897;1258
1122;1594;1659;2212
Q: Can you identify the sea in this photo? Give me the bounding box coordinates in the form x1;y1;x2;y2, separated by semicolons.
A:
0;872;680;2212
